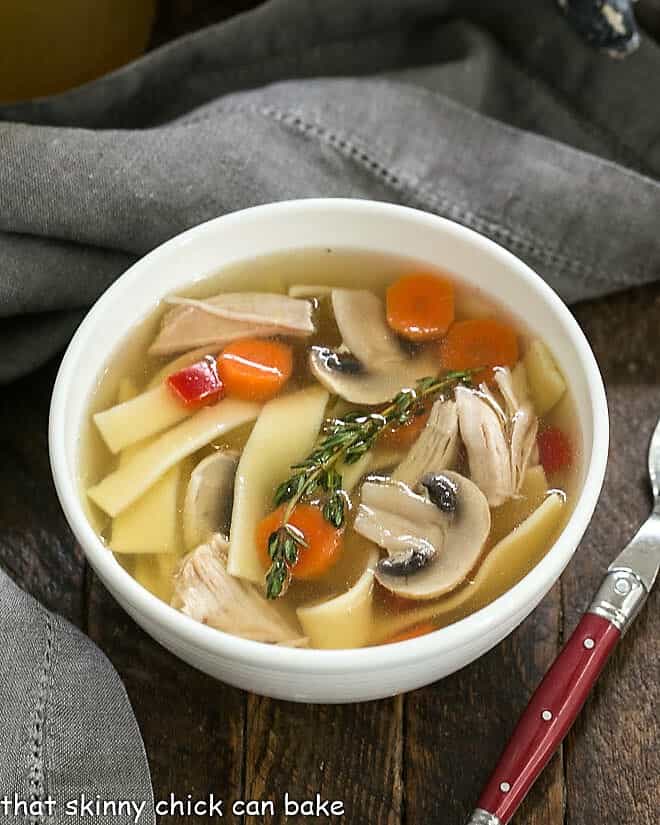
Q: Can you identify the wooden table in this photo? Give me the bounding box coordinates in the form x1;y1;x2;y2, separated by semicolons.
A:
2;4;659;823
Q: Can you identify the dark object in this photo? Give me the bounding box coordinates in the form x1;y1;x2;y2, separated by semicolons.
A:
422;473;458;513
316;348;363;374
377;544;436;577
557;0;640;56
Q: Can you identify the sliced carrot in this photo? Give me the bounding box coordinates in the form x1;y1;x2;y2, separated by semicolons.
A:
256;503;343;580
379;406;431;449
386;273;455;341
438;319;519;385
217;338;293;402
384;621;436;644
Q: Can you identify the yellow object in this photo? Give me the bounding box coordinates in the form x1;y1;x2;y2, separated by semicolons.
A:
108;377;183;554
297;552;378;649
524;340;567;416
88;399;260;517
111;465;182;554
131;552;180;603
94;382;193;454
490;464;548;545
227;387;329;583
0;1;156;103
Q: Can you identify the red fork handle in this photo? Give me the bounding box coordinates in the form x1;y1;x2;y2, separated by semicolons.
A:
472;612;621;825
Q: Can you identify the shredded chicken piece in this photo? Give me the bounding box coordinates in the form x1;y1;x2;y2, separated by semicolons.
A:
171;535;307;646
392;399;459;487
495;369;539;494
149;293;314;356
456;386;513;507
165;293;314;331
456;367;538;507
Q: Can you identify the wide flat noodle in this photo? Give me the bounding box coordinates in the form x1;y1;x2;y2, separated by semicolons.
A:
227;386;328;583
88;399;260;517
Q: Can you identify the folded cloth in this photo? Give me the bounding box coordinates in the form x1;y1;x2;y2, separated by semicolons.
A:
1;1;659;817
1;0;659;382
0;568;155;824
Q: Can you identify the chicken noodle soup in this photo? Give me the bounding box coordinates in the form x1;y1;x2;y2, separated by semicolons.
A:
82;249;581;648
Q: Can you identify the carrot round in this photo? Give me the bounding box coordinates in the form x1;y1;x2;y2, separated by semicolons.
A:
386;273;455;341
256;503;343;580
384;621;436;644
380;406;430;449
438;319;519;385
217;338;293;402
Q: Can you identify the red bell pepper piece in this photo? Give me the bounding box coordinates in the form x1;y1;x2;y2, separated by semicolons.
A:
167;356;224;408
537;427;572;474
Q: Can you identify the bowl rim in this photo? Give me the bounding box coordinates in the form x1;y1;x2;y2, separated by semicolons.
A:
49;198;609;673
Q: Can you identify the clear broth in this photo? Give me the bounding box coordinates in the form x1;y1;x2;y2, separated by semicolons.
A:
80;247;582;645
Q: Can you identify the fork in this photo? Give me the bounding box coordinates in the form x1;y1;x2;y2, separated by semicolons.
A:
467;417;660;825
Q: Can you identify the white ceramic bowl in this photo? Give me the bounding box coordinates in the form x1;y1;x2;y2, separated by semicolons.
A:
49;199;608;703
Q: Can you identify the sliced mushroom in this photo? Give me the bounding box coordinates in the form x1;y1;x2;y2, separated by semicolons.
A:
309;346;438;405
355;471;490;600
182;450;239;549
355;479;445;578
455;368;538;507
149;293;314;356
309;289;438;404
392;399;459;487
171;534;307;646
331;289;403;366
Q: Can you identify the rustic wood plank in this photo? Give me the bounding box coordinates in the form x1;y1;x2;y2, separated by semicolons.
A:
0;359;85;626
562;404;660;825
404;583;564;824
562;287;660;824
86;572;247;823
244;693;403;824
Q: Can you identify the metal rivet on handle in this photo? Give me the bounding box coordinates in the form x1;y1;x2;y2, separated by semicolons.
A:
615;577;631;595
500;782;511;793
542;710;553;721
583;637;595;649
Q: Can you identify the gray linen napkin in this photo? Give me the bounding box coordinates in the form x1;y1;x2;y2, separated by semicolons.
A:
1;0;660;820
1;0;660;383
0;568;154;823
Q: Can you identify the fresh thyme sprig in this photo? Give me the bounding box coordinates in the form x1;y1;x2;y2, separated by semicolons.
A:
265;368;477;598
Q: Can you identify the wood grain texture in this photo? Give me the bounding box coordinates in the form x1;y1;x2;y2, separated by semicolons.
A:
0;360;85;626
563;286;660;825
404;584;565;824
85;571;247;824
244;693;403;824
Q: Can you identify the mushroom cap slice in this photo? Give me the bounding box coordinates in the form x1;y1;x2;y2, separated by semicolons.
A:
309;346;439;405
309;288;440;404
331;289;403;367
183;449;239;549
369;471;491;600
354;477;447;579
